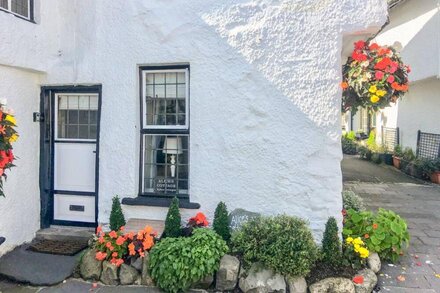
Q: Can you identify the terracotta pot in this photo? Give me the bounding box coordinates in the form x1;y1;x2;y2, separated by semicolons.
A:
393;156;401;169
431;171;440;184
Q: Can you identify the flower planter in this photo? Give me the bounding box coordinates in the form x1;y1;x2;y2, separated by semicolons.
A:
431;171;440;184
392;156;401;169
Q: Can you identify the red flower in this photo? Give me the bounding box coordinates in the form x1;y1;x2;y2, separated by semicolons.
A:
341;209;347;216
105;242;112;248
372;223;378;229
98;236;105;244
95;251;107;261
341;82;348;90
374;57;392;70
387;75;395;83
109;230;117;239
96;226;102;234
406;65;411;73
353;275;364;284
112;252;118;258
364;234;370;239
119;226;125;231
375;71;384;80
116;236;125;246
352;51;367;62
369;43;380;51
189;212;209;226
354;40;366;50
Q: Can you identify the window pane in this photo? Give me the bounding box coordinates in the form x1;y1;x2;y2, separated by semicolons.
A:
79;110;89;124
143;70;187;127
0;0;8;9
68;110;79;124
11;0;28;17
78;125;89;139
143;134;189;195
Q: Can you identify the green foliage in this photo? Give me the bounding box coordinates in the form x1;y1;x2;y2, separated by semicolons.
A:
149;228;228;293
213;202;231;242
346;131;356;141
343;209;410;262
342;191;365;212
367;131;376;149
357;145;372;160
342;136;358;155
402;147;416;162
419;157;440;176
231;215;319;277
109;195;126;231
321;217;341;266
163;197;181;238
371;153;382;164
393;145;403;157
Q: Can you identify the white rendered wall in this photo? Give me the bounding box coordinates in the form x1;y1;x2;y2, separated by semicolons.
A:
0;65;42;256
0;0;388;242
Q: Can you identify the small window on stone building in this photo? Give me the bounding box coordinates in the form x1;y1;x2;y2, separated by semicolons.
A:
0;0;33;20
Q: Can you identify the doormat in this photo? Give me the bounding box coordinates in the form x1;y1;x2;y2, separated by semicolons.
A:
27;239;88;256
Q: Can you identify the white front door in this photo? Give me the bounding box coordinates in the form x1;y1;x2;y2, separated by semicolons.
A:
53;94;99;224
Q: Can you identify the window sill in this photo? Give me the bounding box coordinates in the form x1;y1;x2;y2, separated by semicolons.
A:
121;196;200;209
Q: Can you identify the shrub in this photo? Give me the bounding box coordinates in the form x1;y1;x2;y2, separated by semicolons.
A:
346;131;356;141
342;136;358;155
358;145;372;160
371;153;382;164
322;217;341;266
366;131;376;149
163;197;181;238
109;195;126;231
393;145;403;157
213;202;231;242
402;147;415;162
343;209;409;262
342;191;365;212
149;228;228;293
231;215;319;277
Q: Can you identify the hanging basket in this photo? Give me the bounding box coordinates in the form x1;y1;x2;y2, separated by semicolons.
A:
0;99;18;197
341;41;410;114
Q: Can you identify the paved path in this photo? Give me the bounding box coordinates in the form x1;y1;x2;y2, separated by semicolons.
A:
343;155;440;292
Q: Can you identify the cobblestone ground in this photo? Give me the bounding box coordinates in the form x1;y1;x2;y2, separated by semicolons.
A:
344;156;440;293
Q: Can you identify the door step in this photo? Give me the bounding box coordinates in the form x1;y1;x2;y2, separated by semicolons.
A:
36;225;95;243
125;218;165;237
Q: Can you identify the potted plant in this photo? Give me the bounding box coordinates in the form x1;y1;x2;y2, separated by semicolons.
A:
377;144;393;165
400;147;415;172
392;145;403;169
420;158;440;184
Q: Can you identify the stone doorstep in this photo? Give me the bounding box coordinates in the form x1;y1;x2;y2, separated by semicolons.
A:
124;219;165;237
35;225;95;242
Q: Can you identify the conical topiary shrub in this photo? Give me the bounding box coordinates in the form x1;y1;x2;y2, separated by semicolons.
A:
109;195;126;231
322;217;342;266
163;197;181;238
213;201;231;242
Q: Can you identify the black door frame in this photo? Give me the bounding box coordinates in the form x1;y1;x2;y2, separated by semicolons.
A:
40;85;102;228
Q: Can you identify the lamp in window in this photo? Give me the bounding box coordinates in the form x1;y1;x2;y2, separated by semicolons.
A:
163;137;183;178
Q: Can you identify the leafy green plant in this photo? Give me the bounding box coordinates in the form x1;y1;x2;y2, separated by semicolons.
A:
371;153;382;164
342;236;369;270
393;145;403;157
231;215;319;277
343;209;410;262
367;131;376;149
163;197;182;238
402;147;416;162
109;195;126;231
342;136;358;155
345;131;356;141
358;145;372;160
213;202;231;243
321;217;341;266
419;158;440;176
149;228;228;293
342;191;365;212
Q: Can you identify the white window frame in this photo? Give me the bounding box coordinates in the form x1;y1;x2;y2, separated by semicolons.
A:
141;68;189;130
0;0;31;20
54;93;99;142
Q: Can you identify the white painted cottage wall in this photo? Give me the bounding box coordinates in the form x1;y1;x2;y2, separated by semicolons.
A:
0;0;388;247
0;66;42;256
368;0;440;149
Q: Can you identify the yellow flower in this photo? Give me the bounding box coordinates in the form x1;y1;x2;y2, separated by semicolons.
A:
5;115;16;126
354;244;361;251
358;247;370;258
370;95;380;103
376;90;387;97
9;133;18;143
346;237;354;244
353;237;364;245
369;85;377;93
